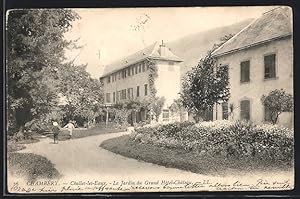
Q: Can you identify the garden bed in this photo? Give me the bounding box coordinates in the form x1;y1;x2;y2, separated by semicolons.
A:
100;120;294;175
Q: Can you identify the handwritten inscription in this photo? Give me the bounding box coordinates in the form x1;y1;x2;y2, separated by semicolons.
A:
9;178;293;193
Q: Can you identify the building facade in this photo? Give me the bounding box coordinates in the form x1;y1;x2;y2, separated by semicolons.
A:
212;7;293;128
100;41;183;123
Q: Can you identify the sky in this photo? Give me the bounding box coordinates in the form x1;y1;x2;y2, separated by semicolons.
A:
64;6;276;78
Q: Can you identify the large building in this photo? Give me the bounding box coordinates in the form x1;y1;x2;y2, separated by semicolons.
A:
100;41;183;123
212;7;293;128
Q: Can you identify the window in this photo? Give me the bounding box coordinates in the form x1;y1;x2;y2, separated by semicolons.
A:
118;72;121;80
127;88;130;99
107;76;111;83
222;102;228;120
132;66;134;75
240;100;250;120
124;69;127;78
113;92;116;103
144;84;148;96
240;60;250;83
264;54;276;79
139;65;142;73
136;86;140;97
117;91;121;102
106;93;111;103
142;63;145;72
135;65;138;74
128;67;131;76
264;105;272;122
162;110;170;121
127;88;133;99
121;89;126;100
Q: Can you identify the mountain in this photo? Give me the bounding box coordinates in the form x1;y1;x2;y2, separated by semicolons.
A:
166;19;254;78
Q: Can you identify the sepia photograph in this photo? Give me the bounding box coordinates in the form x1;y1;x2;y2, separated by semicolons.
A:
5;6;294;193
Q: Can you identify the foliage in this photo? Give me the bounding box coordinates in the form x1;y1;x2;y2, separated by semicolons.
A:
169;98;185;114
57;63;103;125
131;120;294;165
261;89;294;124
180;35;232;120
144;97;165;121
146;59;158;97
109;97;165;124
112;108;130;125
180;52;230;119
7;9;104;133
8;153;60;181
7;9;80;133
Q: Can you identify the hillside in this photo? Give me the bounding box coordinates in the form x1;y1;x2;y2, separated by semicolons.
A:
167;19;254;78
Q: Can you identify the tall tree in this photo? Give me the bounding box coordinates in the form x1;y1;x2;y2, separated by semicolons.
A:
57;63;104;126
7;9;80;133
180;35;232;121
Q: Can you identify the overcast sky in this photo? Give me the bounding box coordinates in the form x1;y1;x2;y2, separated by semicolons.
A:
64;6;276;78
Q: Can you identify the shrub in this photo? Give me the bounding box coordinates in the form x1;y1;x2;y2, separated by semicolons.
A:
24;119;52;134
8;153;60;181
131;120;294;165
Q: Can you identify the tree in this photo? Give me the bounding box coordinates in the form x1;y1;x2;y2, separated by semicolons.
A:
180;35;232;121
261;89;294;124
56;63;103;127
7;9;104;133
7;9;80;133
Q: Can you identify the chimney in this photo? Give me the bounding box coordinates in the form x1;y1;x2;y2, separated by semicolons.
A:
159;40;167;56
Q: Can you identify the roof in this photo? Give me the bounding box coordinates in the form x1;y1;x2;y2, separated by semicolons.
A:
212;7;292;57
100;42;183;77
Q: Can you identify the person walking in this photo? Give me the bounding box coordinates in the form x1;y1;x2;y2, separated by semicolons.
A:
52;122;60;144
64;121;75;140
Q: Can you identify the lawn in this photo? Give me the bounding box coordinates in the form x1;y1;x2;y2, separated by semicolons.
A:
44;125;127;141
7;152;60;181
100;134;294;176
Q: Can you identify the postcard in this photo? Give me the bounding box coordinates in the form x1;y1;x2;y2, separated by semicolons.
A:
6;6;294;193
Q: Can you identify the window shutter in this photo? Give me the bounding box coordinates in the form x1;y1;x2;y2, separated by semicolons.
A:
240;100;250;120
241;61;250;82
264;54;276;79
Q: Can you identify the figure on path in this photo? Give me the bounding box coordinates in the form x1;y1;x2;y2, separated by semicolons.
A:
52;122;60;144
64;121;75;139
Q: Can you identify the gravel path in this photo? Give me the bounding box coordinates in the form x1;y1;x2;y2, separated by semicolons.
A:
19;132;211;180
17;131;294;192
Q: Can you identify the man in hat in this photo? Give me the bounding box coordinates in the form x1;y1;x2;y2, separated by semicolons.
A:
52;122;60;144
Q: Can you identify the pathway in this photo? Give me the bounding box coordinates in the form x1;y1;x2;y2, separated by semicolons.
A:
15;131;294;192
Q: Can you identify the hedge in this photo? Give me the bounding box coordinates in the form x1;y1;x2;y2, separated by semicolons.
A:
130;120;294;165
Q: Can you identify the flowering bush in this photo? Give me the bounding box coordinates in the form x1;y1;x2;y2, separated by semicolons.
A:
130;120;294;165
